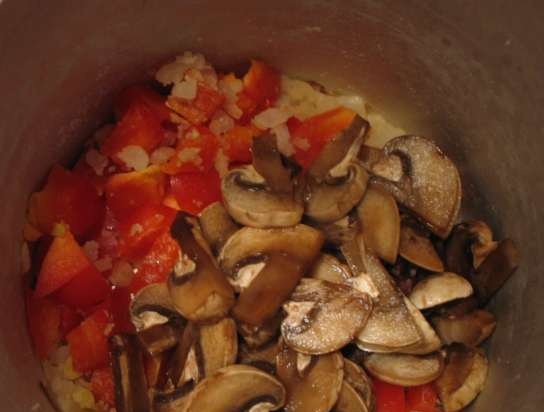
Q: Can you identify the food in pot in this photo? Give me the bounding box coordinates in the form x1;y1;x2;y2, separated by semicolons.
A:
23;52;520;412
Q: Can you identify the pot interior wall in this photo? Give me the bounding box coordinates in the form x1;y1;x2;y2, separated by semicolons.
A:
0;1;542;411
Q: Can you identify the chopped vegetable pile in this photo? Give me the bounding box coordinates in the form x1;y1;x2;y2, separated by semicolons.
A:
23;52;520;412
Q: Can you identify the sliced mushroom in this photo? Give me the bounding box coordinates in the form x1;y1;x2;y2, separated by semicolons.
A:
220;225;324;326
304;162;369;223
444;223;475;277
198;202;239;254
371;136;461;238
363;352;444;386
357;184;400;264
432;310;496;347
435;345;489;412
168;215;235;322
252;133;294;194
276;343;344;412
311;214;360;247
238;313;282;349
345;236;421;351
343;359;375;412
333;382;369;412
466;221;498;269
238;340;280;375
222;165;303;228
409;272;473;310
309;253;352;284
163;322;199;389
470;238;520;304
399;222;444;272
198;317;238;377
130;283;185;355
182;364;286;412
308;114;369;182
400;296;442;355
110;334;150;412
281;279;373;354
153;382;194;412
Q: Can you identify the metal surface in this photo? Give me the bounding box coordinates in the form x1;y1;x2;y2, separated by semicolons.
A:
0;0;542;411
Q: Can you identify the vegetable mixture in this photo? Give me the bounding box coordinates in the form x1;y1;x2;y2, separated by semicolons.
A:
23;52;520;412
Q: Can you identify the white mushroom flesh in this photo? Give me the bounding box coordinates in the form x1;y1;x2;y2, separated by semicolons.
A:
409;272;473;310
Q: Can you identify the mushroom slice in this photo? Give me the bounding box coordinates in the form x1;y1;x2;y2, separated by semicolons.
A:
168;215;235;322
238;313;282;349
409;273;473;310
400;296;442;355
238;340;280;375
281;279;373;354
363;352;444;387
163;322;199;388
372;136;461;238
182;365;286;412
309;253;352;284
222;165;303;228
345;237;421;351
153;382;194;412
357;184;400;264
220;225;324;326
110;334;150;412
252;132;294;194
305;162;369;223
399;222;444;272
308;114;369;182
198;202;239;254
432;310;496;347
333;382;369;412
130;283;185;355
435;345;489;412
466;221;498;269
470;238;520;304
276;343;344;412
198;317;238;377
343;359;375;412
311;214;360;247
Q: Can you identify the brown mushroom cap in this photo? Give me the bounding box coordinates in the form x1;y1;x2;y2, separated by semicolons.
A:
435;345;489;412
343;359;375;412
252;132;295;194
198;317;238;377
309;253;352;284
198;202;239;254
357;184;400;264
168;215;235;322
238;340;280;375
182;364;286;412
399;222;444;272
304;162;369;223
432;310;496;347
333;382;369;412
238;313;283;349
363;352;444;386
221;165;303;228
276;343;344;412
281;279;373;355
409;272;473;310
371;135;462;238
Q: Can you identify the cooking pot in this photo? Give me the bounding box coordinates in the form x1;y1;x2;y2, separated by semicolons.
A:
0;1;542;410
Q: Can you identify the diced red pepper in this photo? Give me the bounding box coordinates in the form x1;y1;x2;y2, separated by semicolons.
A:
130;231;180;294
67;309;112;373
114;84;172;125
405;384;440;412
167;82;225;125
90;366;116;407
222;124;261;164
117;204;177;260
105;166;166;218
237;60;281;122
373;378;406;412
27;165;105;239
26;291;61;359
53;264;111;309
288;107;356;169
101;102;164;166
169;168;222;215
162;126;219;175
110;287;134;334
34;229;99;298
60;305;83;337
73;155;108;195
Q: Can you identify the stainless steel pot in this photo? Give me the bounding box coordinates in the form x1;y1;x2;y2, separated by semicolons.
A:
0;1;542;410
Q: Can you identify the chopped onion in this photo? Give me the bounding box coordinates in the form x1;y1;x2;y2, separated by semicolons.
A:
171;78;198;100
85;149;108;176
272;123;294;156
116;145;149;171
209;110;235;136
110;260;134;287
150;146;176;165
252;107;291;129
